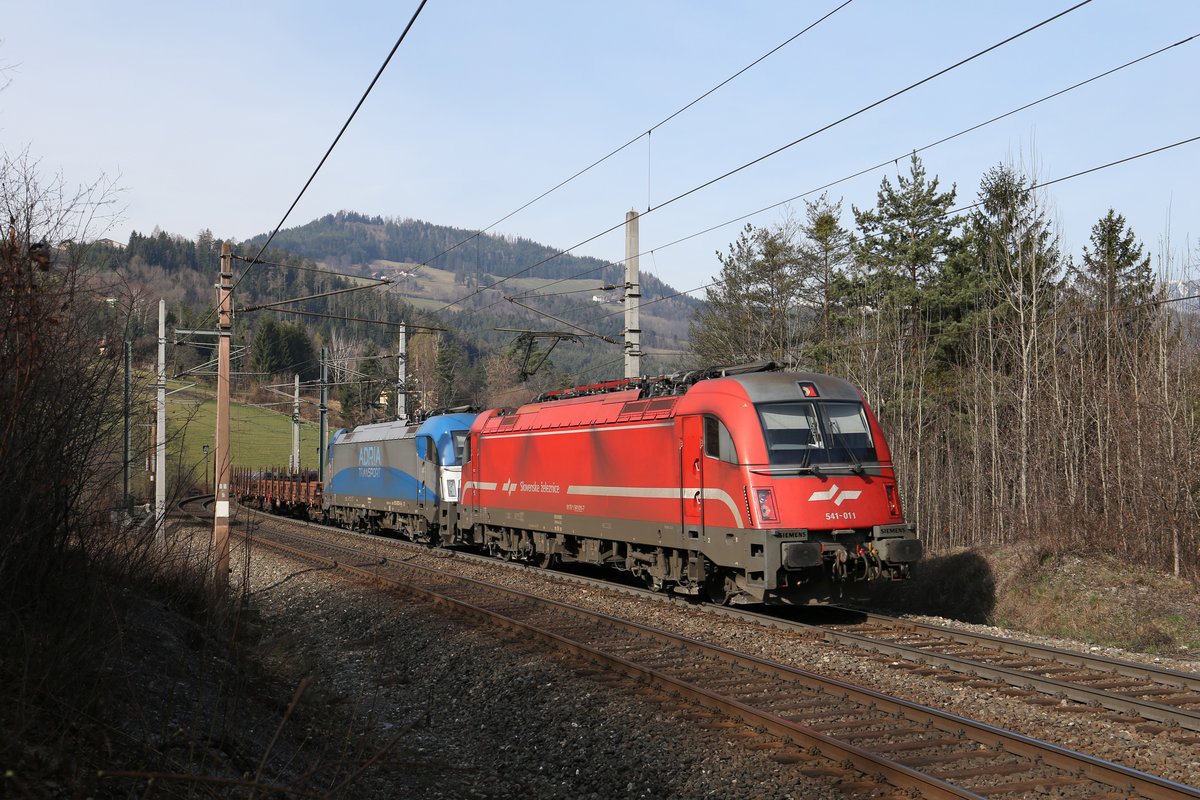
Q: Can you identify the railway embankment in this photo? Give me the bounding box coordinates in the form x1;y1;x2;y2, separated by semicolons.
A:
866;544;1200;658
5;511;1199;797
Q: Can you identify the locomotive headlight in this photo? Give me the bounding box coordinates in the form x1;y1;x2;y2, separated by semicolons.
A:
885;484;900;517
755;488;779;523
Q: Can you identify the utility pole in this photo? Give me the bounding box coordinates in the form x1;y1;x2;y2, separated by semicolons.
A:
147;403;156;512
291;373;300;471
624;209;642;379
397;323;407;422
213;242;232;592
155;299;167;543
123;341;132;512
319;346;328;483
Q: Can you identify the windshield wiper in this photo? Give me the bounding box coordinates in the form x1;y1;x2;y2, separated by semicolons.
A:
829;420;865;476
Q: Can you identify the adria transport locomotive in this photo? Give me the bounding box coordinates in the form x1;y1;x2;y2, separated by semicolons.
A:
323;412;476;544
233;362;921;605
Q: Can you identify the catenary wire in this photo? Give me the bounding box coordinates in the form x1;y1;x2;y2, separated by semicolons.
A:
507;33;1196;327
174;0;429;354
247;121;1200;394
233;0;429;291
231;254;388;281
432;0;1095;316
456;131;1193;394
585;134;1200;327
409;1;855;278
552;132;1200;384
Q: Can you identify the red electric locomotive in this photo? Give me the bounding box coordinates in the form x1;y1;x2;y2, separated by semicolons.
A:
457;362;920;605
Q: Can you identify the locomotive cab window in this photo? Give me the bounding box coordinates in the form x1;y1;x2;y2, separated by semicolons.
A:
823;403;876;463
703;416;738;464
757;401;876;465
452;430;470;464
417;435;441;465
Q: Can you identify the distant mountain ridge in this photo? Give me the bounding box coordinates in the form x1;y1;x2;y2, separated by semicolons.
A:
242;211;702;374
245;210;643;286
1163;278;1200;311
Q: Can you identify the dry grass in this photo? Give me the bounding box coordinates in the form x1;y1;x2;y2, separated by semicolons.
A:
1;518;388;799
869;543;1200;655
988;547;1200;654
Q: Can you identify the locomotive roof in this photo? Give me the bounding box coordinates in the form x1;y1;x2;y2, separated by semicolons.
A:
333;411;478;444
415;412;478;439
334;419;419;443
527;363;863;408
480;370;864;435
722;371;862;403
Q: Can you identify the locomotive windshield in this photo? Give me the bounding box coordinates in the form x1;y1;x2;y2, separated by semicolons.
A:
451;430;469;464
757;401;877;466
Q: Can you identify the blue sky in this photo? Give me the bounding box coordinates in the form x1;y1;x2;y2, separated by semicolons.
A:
2;1;1197;296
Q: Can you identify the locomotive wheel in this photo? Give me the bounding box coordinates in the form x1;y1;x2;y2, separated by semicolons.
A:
704;571;735;605
536;552;558;569
642;573;665;592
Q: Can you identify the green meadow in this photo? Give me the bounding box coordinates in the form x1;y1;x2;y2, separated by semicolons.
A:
161;380;323;493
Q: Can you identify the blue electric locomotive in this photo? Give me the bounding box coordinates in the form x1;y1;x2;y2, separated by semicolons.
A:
322;412;477;543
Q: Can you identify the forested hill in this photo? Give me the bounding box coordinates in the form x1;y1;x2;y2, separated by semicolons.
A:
87;213;701;395
238;210;701;376
244;210;664;287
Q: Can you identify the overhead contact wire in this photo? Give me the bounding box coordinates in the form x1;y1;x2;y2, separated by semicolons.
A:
648;0;1094;213
434;0;1094;315
588;134;1200;329
234;0;429;292
176;0;429;353
425;1;855;301
517;30;1193;326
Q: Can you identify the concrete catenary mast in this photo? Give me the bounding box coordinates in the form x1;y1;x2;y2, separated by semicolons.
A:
213;242;233;591
291;373;300;471
624;209;642;379
397;323;408;422
156;299;166;542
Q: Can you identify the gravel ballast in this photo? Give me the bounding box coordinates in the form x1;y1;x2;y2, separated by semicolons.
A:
236;532;875;799
229;512;1200;795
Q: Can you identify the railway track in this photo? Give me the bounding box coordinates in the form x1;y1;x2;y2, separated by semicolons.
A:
222;502;1200;737
785;609;1200;737
223;502;1200;742
205;503;1200;799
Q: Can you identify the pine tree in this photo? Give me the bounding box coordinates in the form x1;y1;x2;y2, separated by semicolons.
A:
969;163;1062;332
688;221;807;367
280;322;319;381
851;153;959;342
1071;208;1155;316
249;317;287;377
798;193;852;368
434;338;466;408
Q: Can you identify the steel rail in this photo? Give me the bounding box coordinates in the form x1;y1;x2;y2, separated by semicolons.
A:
231;503;1200;734
788;610;1200;731
237;520;1200;800
854;610;1200;690
241;528;982;798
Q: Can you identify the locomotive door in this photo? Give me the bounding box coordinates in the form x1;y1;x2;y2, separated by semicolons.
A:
680;415;705;538
416;435;437;518
467;433;481;521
